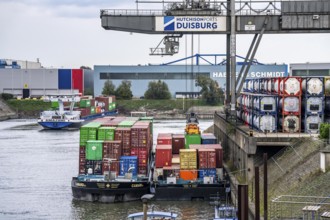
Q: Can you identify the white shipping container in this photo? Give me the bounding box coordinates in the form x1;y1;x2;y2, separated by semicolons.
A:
254;80;259;92
260;97;276;112
305;115;322;134
274;78;280;93
302;78;323;95
304;97;323;113
280;115;300;133
248;80;254;91
280;78;301;95
259;115;276;132
279;97;300;113
324;77;330;95
267;79;272;93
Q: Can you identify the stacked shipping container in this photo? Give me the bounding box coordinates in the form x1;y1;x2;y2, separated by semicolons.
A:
78;96;116;118
78;117;153;177
155;131;223;184
237;76;326;134
301;77;324;134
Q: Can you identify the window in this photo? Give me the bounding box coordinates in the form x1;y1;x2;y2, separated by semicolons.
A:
100;72;210;80
308;69;329;76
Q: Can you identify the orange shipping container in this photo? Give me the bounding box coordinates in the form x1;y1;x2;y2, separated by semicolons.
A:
180;170;198;181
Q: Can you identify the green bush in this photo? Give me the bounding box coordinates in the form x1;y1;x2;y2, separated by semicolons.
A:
319;123;330;139
1;93;14;100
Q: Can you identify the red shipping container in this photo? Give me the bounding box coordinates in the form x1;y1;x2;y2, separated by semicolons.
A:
198;149;216;169
115;127;131;156
72;69;83;94
131;125;150;148
155;145;172;168
157;136;172;145
172;134;185;154
191;144;223;168
103;141;122;160
90;98;95;107
102;160;120;175
96;96;110;111
131;147;149;166
79;146;86;174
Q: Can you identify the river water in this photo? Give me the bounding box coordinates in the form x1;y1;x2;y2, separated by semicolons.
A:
0;119;217;220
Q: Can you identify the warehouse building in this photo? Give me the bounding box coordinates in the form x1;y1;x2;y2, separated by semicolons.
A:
0;68;93;98
290;63;330;77
93;63;288;98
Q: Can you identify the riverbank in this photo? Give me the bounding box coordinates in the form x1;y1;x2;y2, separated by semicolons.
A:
0;98;17;121
3;99;222;120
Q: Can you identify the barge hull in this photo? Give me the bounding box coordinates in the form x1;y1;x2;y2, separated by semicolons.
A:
71;178;149;203
152;184;227;201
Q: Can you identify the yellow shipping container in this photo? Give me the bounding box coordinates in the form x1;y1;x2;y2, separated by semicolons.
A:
179;149;197;169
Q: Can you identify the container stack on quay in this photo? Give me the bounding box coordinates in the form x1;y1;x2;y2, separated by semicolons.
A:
78;117;153;179
237;76;328;134
302;78;324;134
154;132;223;184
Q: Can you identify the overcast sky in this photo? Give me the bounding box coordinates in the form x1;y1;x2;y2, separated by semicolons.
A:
1;0;329;69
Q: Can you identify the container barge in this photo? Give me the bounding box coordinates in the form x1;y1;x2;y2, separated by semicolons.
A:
38;95;117;129
71;114;229;203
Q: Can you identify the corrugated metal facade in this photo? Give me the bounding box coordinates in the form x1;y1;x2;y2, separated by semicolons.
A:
0;68;87;97
72;69;84;93
58;69;72;89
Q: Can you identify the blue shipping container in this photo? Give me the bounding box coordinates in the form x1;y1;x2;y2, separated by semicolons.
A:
198;169;217;179
120;156;138;176
58;69;72;89
201;134;217;145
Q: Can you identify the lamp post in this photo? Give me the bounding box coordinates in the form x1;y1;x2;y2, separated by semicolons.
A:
141;194;154;220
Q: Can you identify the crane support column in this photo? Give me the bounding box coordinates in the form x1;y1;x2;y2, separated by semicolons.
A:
230;0;236;116
226;0;231;110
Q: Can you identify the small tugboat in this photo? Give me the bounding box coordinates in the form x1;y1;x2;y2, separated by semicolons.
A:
210;193;238;220
38;95;83;129
127;194;178;220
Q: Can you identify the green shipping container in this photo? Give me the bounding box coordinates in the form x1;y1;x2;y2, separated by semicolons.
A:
185;134;201;149
90;106;96;114
79;122;102;146
86;140;104;160
118;120;136;127
80;99;91;108
98;127;116;140
51;101;59;109
108;103;116;111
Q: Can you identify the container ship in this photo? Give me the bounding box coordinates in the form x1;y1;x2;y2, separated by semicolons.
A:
38;95;117;130
71;113;229;203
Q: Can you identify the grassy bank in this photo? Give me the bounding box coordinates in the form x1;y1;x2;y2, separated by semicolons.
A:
116;99;219;112
6;99;51;118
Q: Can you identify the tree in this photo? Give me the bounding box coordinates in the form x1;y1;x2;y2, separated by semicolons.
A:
83;88;93;96
144;80;171;99
80;66;92;70
102;80;116;96
115;80;133;100
195;75;224;105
